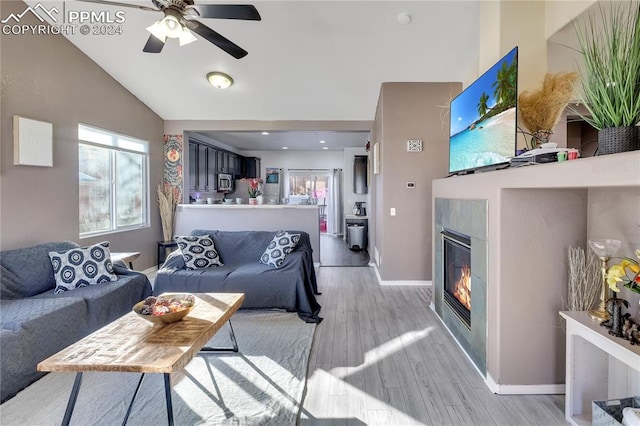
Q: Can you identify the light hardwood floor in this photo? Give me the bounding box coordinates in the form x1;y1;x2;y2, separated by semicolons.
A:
301;267;567;425
321;234;370;267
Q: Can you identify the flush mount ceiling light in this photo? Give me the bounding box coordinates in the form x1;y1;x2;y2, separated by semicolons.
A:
207;72;234;89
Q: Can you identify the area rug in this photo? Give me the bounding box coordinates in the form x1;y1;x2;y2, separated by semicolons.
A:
0;311;316;425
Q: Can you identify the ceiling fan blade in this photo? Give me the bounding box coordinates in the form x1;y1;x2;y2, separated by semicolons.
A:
73;0;160;12
187;4;261;21
143;34;165;53
184;20;248;59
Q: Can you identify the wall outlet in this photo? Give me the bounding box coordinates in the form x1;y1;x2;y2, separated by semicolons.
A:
390;208;396;216
407;182;416;189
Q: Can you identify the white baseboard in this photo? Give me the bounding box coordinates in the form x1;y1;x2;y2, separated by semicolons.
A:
432;304;565;395
486;373;565;395
372;264;432;286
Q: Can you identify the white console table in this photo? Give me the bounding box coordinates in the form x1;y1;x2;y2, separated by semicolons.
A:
560;311;640;425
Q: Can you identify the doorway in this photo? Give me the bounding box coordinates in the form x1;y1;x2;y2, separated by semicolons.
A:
287;169;342;235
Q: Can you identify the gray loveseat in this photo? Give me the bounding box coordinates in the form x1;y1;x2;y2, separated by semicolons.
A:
155;230;322;323
0;241;152;402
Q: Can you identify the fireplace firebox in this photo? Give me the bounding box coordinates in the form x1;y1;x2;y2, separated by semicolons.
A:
442;230;471;328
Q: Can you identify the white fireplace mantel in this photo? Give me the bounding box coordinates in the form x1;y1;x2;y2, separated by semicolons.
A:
432;151;640;394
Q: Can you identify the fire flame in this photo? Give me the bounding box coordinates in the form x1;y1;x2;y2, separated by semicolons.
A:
453;266;471;311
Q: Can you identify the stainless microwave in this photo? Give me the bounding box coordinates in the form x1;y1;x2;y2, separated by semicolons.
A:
217;173;233;192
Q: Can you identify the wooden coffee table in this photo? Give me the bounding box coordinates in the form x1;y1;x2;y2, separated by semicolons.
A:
38;293;244;426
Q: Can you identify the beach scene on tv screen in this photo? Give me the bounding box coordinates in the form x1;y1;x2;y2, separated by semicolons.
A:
450;48;517;173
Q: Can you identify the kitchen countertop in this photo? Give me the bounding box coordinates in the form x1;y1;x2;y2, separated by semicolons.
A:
345;214;368;219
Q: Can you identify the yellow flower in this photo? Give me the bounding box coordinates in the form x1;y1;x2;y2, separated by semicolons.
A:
607;249;640;294
606;264;625;292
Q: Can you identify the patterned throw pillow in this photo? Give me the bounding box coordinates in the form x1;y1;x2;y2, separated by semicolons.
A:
174;235;224;270
260;231;301;268
49;241;117;294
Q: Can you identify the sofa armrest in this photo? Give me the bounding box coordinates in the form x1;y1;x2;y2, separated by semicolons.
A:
158;249;185;271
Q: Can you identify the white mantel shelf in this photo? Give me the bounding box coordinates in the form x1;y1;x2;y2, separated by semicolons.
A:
438;151;640;190
180;204;319;209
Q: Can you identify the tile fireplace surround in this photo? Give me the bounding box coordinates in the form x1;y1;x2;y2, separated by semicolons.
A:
434;199;487;376
432;151;640;395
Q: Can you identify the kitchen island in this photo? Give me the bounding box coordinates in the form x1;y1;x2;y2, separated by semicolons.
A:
174;204;321;264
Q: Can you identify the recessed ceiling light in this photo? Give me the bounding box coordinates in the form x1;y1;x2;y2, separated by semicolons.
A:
322;147;328;150
261;131;269;135
282;147;288;150
206;72;233;89
319;140;326;144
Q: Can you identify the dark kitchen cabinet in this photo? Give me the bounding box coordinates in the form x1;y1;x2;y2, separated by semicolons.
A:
244;157;261;178
198;144;207;190
234;155;245;179
189;141;217;192
228;153;237;177
206;147;217;191
188;143;198;191
217;150;231;173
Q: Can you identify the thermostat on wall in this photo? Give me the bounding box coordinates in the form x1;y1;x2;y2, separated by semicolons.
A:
407;140;422;152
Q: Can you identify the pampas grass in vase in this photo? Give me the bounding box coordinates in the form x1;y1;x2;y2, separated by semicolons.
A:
518;72;578;149
157;184;176;243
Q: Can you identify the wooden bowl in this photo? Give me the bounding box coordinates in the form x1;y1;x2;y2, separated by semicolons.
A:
133;293;195;325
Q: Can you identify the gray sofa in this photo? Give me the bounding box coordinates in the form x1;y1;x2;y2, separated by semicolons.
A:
155;230;322;323
0;241;152;402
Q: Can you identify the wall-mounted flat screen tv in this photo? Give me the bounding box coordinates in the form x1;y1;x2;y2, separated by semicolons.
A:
449;47;518;175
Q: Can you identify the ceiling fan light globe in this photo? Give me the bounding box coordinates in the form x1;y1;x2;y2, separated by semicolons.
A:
207;72;233;89
161;14;183;38
178;28;197;46
146;21;167;42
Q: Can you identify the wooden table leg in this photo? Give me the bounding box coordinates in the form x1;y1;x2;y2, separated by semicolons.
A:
61;372;83;426
163;373;174;426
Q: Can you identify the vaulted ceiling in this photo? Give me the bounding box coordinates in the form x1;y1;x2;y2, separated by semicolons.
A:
26;0;480;122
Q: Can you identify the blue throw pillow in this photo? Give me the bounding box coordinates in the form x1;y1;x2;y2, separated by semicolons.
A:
49;241;117;294
260;231;300;268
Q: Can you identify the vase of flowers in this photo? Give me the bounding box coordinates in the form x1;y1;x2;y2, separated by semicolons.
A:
607;249;640;295
157;184;177;242
242;177;263;204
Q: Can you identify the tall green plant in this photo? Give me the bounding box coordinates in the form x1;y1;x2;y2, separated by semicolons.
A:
573;1;640;130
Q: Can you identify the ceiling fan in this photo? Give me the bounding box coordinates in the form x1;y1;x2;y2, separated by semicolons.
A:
76;0;261;58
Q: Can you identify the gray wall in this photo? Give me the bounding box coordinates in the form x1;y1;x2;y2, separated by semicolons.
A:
373;82;462;281
0;1;164;269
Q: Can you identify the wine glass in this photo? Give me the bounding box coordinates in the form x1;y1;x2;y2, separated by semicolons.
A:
588;239;621;322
